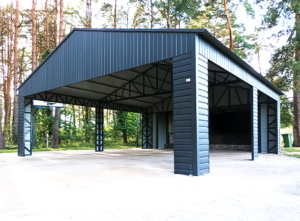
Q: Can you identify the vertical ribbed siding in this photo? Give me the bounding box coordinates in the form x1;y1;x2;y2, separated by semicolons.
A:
196;53;209;175
95;107;104;152
197;36;279;101
20;31;193;97
252;87;258;160
277;100;280;154
18;97;25;156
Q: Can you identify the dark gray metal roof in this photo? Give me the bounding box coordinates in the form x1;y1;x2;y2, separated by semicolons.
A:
19;28;284;96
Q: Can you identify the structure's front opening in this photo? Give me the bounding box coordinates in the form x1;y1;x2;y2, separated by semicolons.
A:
208;61;252;156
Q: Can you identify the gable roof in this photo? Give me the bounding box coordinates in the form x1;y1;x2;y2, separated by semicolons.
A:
19;28;284;96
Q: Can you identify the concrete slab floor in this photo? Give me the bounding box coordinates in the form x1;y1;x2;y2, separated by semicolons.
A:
0;149;300;221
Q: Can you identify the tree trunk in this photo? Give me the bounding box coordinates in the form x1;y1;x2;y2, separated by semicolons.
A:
122;129;127;144
4;5;13;141
45;0;49;49
86;0;92;28
32;0;37;70
150;0;153;28
54;0;58;46
12;0;19;143
114;0;117;28
293;12;300;146
0;92;3;149
84;106;90;142
0;5;4;149
52;107;61;148
72;105;76;135
52;0;62;148
59;0;63;43
224;0;233;50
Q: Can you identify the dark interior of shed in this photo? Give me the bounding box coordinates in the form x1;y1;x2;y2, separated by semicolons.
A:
208;61;252;151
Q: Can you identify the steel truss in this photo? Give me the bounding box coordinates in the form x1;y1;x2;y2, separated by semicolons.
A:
209;70;251;113
23;99;32;156
142;113;153;149
267;97;277;153
95;107;104;151
27;92;147;113
100;63;172;103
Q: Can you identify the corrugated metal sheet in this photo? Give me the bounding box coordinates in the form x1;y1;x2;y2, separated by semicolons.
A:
19;30;193;97
196;35;281;101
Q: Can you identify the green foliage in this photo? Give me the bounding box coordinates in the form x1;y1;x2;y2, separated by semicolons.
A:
265;44;294;92
280;96;293;128
186;3;257;60
243;0;255;19
40;49;53;63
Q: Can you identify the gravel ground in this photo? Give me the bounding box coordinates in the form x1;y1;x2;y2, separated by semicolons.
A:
0;149;300;221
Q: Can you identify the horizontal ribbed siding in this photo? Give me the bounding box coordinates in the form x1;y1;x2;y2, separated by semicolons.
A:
173;53;194;175
18;97;25;156
252;87;258;159
196;53;209;175
20;31;193;97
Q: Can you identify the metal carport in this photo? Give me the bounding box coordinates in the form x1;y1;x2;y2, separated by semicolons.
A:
18;29;284;176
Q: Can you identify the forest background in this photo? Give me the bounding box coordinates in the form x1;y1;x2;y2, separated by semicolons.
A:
0;0;298;151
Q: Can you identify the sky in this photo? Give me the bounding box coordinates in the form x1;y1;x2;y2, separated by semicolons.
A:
2;0;290;96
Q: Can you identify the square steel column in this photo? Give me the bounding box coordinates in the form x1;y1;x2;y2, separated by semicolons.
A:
95;107;104;152
252;87;258;160
276;100;280;154
18;97;33;156
142;112;153;149
173;49;209;176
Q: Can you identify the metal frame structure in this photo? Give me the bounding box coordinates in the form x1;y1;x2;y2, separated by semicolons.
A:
17;29;283;176
95;108;104;152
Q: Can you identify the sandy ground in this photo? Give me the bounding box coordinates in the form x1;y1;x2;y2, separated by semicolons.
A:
0;149;300;221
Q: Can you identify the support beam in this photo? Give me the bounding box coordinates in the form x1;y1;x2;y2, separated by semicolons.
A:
252;87;258;160
18;97;33;156
173;49;209;176
142;112;152;149
95;107;104;152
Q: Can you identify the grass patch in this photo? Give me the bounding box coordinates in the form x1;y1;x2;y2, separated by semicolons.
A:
282;147;300;152
281;146;300;159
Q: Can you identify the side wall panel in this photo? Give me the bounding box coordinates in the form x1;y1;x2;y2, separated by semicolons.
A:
196;35;280;102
